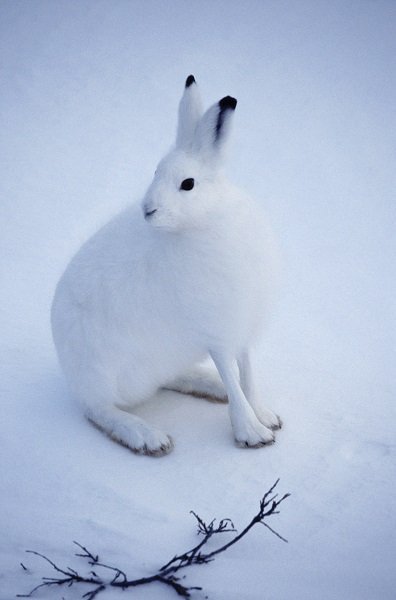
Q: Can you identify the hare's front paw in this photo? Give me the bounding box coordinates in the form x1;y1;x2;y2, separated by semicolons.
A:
233;416;275;448
254;406;282;431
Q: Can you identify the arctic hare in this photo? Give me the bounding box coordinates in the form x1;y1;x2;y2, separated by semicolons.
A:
51;75;281;456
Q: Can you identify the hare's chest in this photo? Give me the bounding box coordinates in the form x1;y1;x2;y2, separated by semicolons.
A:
168;240;269;348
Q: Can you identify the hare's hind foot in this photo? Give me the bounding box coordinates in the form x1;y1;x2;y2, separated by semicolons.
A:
113;429;174;457
86;405;173;457
164;365;227;403
188;390;228;403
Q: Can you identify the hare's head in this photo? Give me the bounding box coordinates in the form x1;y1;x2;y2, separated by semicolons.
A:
142;75;237;231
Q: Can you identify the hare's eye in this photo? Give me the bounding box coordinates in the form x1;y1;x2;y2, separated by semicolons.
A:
180;178;194;191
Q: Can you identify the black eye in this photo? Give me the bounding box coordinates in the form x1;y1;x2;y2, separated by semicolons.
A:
180;178;194;191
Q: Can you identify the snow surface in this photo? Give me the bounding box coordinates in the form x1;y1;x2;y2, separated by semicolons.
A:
1;1;395;599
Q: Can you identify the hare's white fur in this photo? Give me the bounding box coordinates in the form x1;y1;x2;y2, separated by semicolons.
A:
51;76;280;456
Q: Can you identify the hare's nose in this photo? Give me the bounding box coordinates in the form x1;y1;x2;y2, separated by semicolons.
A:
144;208;157;219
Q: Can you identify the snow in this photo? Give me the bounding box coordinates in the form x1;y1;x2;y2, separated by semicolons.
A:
1;1;395;598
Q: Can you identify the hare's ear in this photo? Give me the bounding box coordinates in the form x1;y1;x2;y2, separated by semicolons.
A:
176;75;203;150
192;95;237;163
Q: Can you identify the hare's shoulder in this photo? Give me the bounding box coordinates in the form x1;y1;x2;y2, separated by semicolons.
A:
71;205;146;265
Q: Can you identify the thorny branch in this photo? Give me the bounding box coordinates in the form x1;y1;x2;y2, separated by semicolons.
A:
17;479;290;599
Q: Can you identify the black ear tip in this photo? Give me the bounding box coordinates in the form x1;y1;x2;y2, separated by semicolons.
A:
185;74;196;88
219;96;237;110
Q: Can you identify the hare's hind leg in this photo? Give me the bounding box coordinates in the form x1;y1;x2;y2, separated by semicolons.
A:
164;363;227;403
237;350;282;431
82;378;173;456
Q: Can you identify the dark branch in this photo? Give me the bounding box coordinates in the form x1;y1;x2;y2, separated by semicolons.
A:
18;480;289;599
73;541;99;563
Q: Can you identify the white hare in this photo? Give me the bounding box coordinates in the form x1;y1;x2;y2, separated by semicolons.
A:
51;75;281;456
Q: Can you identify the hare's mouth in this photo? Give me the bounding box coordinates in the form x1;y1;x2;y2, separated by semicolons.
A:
144;208;157;219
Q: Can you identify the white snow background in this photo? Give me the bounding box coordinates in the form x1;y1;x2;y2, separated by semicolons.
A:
1;1;395;599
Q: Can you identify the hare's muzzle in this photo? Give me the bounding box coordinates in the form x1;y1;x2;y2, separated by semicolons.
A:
144;208;157;220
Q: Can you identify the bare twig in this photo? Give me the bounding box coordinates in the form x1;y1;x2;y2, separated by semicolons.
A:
17;480;289;599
